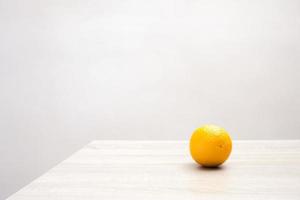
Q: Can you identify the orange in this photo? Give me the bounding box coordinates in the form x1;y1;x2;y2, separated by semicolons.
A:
189;124;232;167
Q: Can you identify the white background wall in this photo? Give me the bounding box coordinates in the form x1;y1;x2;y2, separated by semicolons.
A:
0;0;300;199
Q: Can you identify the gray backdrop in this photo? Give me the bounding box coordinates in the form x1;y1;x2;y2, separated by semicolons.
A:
0;0;299;199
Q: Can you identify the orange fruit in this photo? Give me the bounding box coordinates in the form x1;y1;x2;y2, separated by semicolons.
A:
189;124;232;167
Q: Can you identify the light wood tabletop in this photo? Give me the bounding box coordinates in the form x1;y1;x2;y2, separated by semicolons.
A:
7;140;300;200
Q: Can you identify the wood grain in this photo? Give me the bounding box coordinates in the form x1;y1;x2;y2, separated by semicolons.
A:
7;141;300;200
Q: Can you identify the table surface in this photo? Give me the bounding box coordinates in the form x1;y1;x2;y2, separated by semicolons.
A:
7;140;300;200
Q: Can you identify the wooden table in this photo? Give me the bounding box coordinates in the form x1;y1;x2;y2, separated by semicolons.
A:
7;141;300;200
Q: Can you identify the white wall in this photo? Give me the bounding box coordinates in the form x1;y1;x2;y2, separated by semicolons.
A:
0;0;300;199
